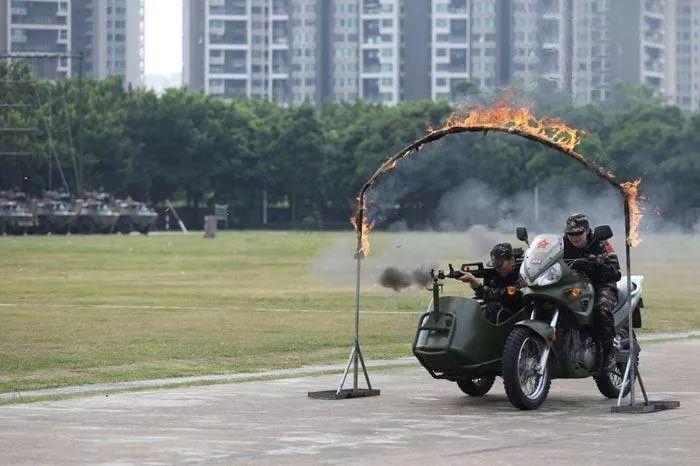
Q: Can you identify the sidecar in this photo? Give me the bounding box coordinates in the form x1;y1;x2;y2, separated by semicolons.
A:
412;296;526;381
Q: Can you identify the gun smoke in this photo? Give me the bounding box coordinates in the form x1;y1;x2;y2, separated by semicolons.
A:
310;137;696;288
379;267;432;291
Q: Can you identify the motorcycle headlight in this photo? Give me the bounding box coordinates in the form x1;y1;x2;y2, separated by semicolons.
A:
534;263;562;287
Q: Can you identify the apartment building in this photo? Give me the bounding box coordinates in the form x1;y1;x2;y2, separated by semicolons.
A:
326;0;361;102
184;0;697;111
1;0;72;79
72;0;144;87
510;0;541;90
674;0;700;111
359;0;400;104
1;0;143;86
187;0;303;100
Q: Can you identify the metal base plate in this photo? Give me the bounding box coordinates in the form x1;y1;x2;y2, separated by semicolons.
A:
308;389;380;400
611;400;680;414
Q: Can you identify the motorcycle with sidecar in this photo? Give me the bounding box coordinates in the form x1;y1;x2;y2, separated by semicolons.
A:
412;225;644;410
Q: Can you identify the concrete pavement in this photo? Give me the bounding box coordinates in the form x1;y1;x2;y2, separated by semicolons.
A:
0;340;697;465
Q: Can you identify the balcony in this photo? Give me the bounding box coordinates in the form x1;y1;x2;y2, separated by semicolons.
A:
272;0;290;16
363;1;394;15
364;34;393;45
644;60;665;74
209;53;225;65
209;81;225;95
12;43;67;53
643;31;664;45
209;30;247;45
210;7;246;15
643;0;664;15
436;63;467;72
11;15;67;26
447;0;467;15
210;0;246;16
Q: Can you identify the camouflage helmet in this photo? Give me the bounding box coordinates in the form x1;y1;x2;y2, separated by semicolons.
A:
487;242;514;268
564;213;590;235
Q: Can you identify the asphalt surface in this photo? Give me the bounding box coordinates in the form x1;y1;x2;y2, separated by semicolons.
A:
0;340;697;465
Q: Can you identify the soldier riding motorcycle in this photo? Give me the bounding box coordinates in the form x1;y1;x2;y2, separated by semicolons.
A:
412;224;644;410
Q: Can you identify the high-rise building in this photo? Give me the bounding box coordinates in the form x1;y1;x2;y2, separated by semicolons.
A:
183;0;206;91
187;0;303;100
571;0;613;103
184;0;697;110
1;0;143;86
359;0;400;104
431;0;471;101
674;0;700;112
1;0;72;79
510;0;541;90
609;0;675;103
568;0;678;105
73;0;145;88
325;0;361;102
430;0;504;101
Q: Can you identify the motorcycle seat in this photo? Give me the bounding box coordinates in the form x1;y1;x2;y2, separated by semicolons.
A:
615;280;637;311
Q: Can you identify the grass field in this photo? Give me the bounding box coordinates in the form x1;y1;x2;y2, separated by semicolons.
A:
0;231;698;393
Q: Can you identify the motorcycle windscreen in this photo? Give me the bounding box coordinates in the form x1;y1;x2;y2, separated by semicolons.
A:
520;234;564;284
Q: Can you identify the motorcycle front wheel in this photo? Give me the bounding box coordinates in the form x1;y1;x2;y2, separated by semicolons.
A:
502;327;551;410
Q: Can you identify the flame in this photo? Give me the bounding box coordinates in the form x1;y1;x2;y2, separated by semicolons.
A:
355;101;644;254
436;101;583;152
350;212;373;258
621;179;643;247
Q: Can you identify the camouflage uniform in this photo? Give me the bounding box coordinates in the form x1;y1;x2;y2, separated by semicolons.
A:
563;214;621;355
474;243;524;323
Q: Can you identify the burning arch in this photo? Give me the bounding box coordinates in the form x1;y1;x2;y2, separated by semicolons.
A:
334;103;644;402
352;102;642;257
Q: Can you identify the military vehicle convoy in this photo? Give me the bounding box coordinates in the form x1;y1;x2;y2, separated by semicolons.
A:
0;190;158;235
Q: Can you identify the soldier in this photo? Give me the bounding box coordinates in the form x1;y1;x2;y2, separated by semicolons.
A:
562;213;621;367
459;242;524;323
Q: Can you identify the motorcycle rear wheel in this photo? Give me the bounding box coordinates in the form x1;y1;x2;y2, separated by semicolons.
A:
503;327;551;410
457;376;495;397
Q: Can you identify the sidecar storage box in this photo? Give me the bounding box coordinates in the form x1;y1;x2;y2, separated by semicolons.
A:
412;296;519;379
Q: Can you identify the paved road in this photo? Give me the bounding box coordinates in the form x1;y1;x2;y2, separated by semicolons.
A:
0;340;697;465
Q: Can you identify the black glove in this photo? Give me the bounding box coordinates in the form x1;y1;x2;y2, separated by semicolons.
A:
570;259;592;272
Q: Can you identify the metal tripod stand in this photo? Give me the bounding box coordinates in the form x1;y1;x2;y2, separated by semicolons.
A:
611;199;679;413
308;237;380;400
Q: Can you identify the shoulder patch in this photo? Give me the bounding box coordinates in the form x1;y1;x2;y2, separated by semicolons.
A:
604;243;615;253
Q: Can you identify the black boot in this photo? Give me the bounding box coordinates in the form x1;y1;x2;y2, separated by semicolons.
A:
600;337;616;372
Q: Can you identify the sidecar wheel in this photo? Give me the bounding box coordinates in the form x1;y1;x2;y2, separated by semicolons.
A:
594;329;638;399
503;327;551;410
457;376;496;397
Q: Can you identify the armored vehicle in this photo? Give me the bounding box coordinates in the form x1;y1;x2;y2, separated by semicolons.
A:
113;200;158;234
0;200;34;235
72;199;120;234
32;199;76;234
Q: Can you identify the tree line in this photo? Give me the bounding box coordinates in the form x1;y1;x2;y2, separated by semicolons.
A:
1;62;699;230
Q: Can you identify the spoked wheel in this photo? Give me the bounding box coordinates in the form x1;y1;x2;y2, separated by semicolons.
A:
503;328;551;410
457;375;496;397
594;328;638;399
